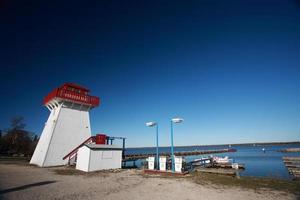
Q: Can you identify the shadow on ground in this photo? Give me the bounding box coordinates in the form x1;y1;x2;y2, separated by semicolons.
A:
0;181;57;194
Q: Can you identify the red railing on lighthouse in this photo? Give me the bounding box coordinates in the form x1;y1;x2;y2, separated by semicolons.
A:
43;83;100;107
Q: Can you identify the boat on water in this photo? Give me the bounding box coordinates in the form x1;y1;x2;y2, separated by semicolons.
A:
213;156;232;164
194;157;211;164
193;156;232;165
190;156;245;175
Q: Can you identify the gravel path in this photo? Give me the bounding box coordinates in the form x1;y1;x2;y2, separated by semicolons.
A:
0;164;296;200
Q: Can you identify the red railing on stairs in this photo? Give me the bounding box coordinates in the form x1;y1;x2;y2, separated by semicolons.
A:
63;136;95;161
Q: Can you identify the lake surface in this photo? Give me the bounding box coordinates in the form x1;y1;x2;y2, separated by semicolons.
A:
125;144;300;180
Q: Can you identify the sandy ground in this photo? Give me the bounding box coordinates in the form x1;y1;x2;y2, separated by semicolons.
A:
0;164;297;200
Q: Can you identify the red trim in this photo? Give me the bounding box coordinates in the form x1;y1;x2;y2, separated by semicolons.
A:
43;83;100;107
63;136;95;160
62;83;90;92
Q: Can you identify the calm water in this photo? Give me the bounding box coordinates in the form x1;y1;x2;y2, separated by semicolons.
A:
125;144;300;180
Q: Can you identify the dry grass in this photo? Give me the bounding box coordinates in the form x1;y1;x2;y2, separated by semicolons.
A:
139;170;300;195
0;156;30;165
140;171;191;179
2;157;299;197
191;172;300;195
52;166;123;177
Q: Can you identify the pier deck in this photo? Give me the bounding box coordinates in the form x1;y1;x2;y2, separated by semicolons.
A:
123;148;236;161
282;156;300;180
194;168;237;176
279;148;300;153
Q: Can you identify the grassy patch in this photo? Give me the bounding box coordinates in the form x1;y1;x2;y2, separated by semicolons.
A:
52;166;123;177
141;172;191;179
191;172;300;195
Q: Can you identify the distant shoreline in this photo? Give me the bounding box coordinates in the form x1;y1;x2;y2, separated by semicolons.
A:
126;141;300;149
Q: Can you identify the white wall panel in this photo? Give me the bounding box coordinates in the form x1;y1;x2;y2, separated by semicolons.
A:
30;104;92;167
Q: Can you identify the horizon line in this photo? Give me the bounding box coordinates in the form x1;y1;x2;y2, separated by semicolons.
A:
126;140;300;149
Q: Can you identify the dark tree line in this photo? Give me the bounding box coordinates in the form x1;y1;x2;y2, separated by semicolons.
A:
0;116;38;156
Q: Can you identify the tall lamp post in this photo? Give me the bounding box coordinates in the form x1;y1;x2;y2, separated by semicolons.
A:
146;121;159;170
170;117;184;173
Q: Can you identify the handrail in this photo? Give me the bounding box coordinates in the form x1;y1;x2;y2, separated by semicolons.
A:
63;136;95;160
44;88;100;107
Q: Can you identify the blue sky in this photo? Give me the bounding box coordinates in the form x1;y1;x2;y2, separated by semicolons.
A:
1;0;300;147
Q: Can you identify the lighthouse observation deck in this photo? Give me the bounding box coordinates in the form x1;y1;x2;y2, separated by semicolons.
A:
43;83;100;108
30;82;98;166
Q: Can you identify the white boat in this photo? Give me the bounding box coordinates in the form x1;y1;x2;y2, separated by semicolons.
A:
194;157;211;164
213;156;231;164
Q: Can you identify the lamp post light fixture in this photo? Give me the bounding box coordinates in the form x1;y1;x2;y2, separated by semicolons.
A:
170;117;184;173
146;121;159;170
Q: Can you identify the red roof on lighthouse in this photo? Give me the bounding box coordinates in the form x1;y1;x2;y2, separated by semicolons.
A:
43;83;100;107
61;83;90;92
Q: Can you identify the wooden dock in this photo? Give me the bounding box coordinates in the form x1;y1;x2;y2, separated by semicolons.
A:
279;148;300;153
123;148;236;161
194;168;237;176
282;157;300;180
213;163;245;170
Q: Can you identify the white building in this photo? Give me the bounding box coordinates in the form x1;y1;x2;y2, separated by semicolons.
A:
30;83;100;167
76;144;123;172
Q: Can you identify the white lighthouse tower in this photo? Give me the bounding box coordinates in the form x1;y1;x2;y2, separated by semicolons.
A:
30;83;100;167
